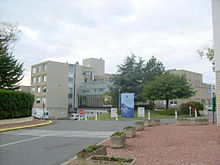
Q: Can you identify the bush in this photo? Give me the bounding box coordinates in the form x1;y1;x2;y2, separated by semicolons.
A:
135;102;155;110
0;89;34;119
180;101;204;116
158;109;175;115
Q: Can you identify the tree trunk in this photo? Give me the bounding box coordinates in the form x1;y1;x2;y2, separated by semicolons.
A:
166;99;169;109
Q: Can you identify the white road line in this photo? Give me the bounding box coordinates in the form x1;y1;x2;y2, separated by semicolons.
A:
0;136;46;147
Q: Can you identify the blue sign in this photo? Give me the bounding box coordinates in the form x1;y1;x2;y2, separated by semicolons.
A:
121;93;134;117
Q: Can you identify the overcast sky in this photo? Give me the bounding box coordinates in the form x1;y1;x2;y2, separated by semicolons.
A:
0;0;214;85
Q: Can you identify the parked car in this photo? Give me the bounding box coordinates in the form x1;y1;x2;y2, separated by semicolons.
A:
33;109;49;119
70;113;86;120
205;105;212;111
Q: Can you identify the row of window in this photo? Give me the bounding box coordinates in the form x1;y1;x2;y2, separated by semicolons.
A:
36;97;47;104
81;88;105;93
32;75;47;84
32;86;47;93
32;64;47;73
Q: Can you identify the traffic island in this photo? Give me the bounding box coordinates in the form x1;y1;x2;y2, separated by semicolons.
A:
0;119;52;132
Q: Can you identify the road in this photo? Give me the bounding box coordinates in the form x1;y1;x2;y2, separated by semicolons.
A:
0;120;139;165
0;118;181;165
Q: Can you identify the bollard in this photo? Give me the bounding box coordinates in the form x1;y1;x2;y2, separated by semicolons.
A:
116;113;118;121
85;114;87;121
147;110;151;120
189;106;192;116
195;108;198;118
175;109;178;119
79;115;81;121
95;113;98;120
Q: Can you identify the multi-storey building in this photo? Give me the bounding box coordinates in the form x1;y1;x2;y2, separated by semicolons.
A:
31;58;111;119
212;0;220;125
167;69;211;106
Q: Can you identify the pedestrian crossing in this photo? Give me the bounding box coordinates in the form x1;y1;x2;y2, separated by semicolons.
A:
1;129;114;138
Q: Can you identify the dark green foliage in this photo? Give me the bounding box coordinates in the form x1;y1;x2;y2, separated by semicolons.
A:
157;109;175;115
142;73;195;109
135;102;155;110
0;22;23;90
82;145;99;153
111;131;124;136
109;54;165;106
180;101;204;116
0;89;34;119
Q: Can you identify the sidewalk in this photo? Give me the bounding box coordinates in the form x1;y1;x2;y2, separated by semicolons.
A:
68;124;220;165
0;119;52;132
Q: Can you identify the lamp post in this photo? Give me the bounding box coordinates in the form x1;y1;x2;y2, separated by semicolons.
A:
118;89;121;114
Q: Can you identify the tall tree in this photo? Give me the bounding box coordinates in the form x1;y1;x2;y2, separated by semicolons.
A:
142;73;195;109
197;46;215;67
0;22;23;90
109;53;165;106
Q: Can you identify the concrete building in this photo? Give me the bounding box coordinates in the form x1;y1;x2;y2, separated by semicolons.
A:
155;69;211;108
17;85;31;93
31;58;110;119
212;0;220;125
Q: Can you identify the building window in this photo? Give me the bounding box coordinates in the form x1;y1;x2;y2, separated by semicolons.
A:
42;97;46;105
69;77;73;83
37;76;41;83
69;88;73;93
43;75;47;82
36;98;40;104
31;87;35;93
37;86;41;93
32;67;36;73
43;64;47;71
68;93;73;98
43;86;47;93
32;77;36;84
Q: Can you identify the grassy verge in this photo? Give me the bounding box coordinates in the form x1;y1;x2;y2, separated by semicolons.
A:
87;109;190;120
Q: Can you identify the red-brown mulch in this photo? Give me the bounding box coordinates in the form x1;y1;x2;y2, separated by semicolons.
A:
0;119;49;129
68;124;220;165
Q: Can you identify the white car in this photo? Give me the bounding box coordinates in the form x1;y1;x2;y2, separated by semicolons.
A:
70;114;86;120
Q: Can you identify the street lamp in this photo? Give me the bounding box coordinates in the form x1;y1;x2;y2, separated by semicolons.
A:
118;89;121;114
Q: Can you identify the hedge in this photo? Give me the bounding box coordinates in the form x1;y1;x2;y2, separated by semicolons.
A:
180;101;204;116
0;89;34;119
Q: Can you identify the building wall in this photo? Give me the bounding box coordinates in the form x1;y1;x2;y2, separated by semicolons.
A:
168;69;211;106
212;0;220;125
47;61;68;118
83;58;105;76
18;86;30;93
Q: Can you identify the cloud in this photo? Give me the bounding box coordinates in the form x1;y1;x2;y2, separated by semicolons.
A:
0;0;214;85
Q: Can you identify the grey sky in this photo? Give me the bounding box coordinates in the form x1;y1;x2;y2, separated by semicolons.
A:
0;0;214;85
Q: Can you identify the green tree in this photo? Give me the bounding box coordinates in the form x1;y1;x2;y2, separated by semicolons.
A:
197;46;215;66
142;73;195;109
0;22;23;90
109;53;165;106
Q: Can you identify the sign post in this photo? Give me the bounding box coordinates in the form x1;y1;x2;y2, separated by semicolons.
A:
121;93;134;118
138;107;145;118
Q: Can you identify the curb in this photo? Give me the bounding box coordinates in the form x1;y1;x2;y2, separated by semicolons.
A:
0;120;53;132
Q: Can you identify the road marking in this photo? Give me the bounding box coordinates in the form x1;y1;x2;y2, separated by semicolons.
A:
1;130;114;138
0;135;46;147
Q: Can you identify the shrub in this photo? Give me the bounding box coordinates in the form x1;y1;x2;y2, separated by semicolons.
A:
0;89;34;119
158;109;175;115
180;101;204;116
135;102;155;110
111;131;124;136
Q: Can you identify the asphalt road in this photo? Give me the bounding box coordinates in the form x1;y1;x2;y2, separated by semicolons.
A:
0;120;138;165
0;117;191;165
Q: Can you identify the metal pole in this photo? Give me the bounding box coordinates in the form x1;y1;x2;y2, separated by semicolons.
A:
118;89;121;114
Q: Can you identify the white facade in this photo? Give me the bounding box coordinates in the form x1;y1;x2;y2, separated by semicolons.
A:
212;0;220;125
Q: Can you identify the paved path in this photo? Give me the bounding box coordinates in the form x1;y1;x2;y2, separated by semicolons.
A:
0;118;181;165
0;120;137;165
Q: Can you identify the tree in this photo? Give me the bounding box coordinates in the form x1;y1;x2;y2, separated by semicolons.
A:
142;73;195;109
109;53;165;106
0;22;23;90
197;46;215;66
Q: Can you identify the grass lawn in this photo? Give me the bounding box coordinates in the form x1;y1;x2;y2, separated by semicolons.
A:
87;109;189;120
